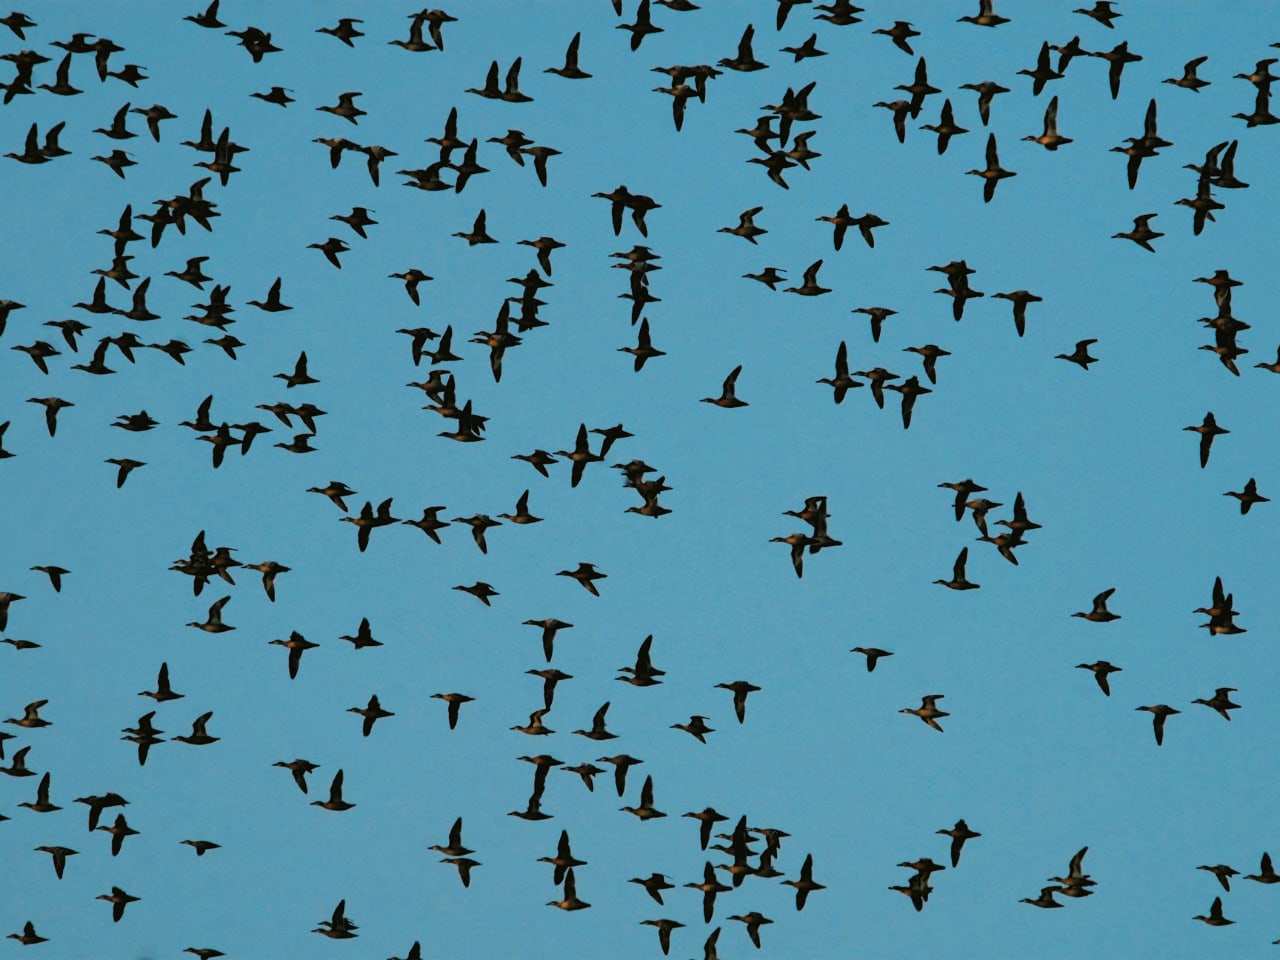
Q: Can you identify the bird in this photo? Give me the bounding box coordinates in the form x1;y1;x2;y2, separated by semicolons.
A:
620;317;666;371
966;133;1016;202
1225;478;1268;514
97;886;140;923
873;20;920;55
312;899;357;939
920;98;968;153
573;701;618;740
1020;886;1065;908
1185;412;1228;468
547;868;591;911
431;693;474;730
1076;661;1122;696
273;758;319;794
307;237;349;268
348;694;393;736
6;699;49;728
701;365;749;407
720;206;767;244
1018;42;1064;95
901;694;948;731
1056;338;1099;369
1198;863;1239;892
850;647;893;672
187;596;233;633
784;259;830;296
671;715;715;743
555;423;603;488
618;0;663;51
1166;55;1211;91
686;862;733;923
1191;687;1240;721
311;769;354;811
1193;896;1234;926
715;680;761;724
98;812;139;856
621;774;666;820
1244;852;1280;884
1091;40;1143;99
817;341;863;403
617;634;664;686
557;562;607;596
174;711;218;745
1112;213;1163;251
938;820;982;867
640;918;683;956
1136;704;1180;745
547;31;591;78
7;921;47;946
140;662;183;702
935;548;979;590
631;872;675;906
1073;587;1120;622
429;818;473;858
269;631;317;680
317;17;363;46
20;771;60;813
36;845;78;879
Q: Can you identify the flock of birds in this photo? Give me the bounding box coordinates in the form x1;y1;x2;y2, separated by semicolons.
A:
1;0;1278;957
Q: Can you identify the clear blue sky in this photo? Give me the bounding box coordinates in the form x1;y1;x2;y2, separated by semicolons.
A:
3;1;1279;957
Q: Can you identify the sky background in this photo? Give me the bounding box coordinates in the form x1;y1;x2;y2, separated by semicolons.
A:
2;1;1280;957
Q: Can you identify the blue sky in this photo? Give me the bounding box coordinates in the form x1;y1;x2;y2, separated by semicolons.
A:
2;1;1280;957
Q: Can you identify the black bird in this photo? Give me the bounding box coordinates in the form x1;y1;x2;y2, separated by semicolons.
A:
547;31;591;78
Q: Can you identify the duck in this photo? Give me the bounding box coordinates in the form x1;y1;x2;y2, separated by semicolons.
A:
97;886;140;923
966;133;1016;202
1184;412;1228;468
269;631;317;680
511;707;554;736
186;596;233;633
557;562;607;596
621;774;666;820
1019;886;1065;908
671;715;714;743
311;769;354;811
781;853;826;909
720;206;767;244
348;695;393;736
36;845;78;879
886;375;931;428
273;758;319;794
174;711;218;745
6;921;47;946
959;0;1009;27
1191;687;1240;721
873;20;920;56
1056;338;1099;369
573;702;618;740
1018;42;1063;95
1244;852;1280;884
312;899;357;939
19;771;60;813
1076;660;1122;696
618;634;664;686
548;869;591;911
1024;96;1072;150
701;364;749;407
686;862;733;922
715;680;761;724
784;259;830;297
1136;705;1179;745
1193;896;1233;926
683;808;729;850
6;698;49;728
850;647;893;672
1090;40;1143;99
935;548;979;590
728;912;773;949
317;18;363;46
598;754;644;797
959;80;1009;125
1197;863;1239;891
630;872;675;906
74;792;128;832
1225;478;1268;514
97;812;139;856
554;423;603;487
181;839;220;856
620;317;666;371
547;31;591;78
920;98;968;154
938;820;981;867
1073;587;1120;622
